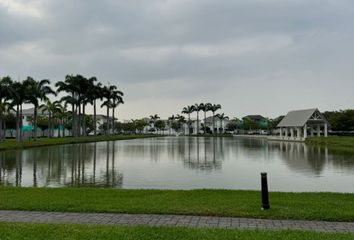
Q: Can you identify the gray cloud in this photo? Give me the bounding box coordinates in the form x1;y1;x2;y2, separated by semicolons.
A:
0;0;353;119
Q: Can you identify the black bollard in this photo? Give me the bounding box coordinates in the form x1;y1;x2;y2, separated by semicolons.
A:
261;172;270;210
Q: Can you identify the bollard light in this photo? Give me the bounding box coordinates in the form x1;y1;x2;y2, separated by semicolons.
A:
261;172;270;210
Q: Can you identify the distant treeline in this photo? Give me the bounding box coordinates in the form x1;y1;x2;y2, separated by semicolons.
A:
323;110;354;132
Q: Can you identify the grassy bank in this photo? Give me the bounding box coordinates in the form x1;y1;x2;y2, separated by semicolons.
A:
0;223;352;240
306;136;354;153
1;188;354;222
0;135;158;151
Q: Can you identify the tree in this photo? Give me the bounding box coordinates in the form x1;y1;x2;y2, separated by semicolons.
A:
0;76;14;141
199;103;212;135
11;81;26;142
110;87;124;135
40;100;61;138
181;106;194;135
149;114;160;133
209;104;221;133
24;77;55;140
168;115;176;134
193;103;203;134
155;120;166;134
215;113;229;133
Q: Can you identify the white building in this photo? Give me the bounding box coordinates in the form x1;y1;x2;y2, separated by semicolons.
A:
275;108;329;142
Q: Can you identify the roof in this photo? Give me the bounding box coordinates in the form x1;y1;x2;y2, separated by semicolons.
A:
277;108;327;127
243;115;265;121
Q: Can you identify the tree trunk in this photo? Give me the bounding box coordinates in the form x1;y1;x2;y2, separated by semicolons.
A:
188;113;190;135
78;103;81;137
212;112;215;134
20;105;23;141
3;120;6;141
16;105;20;142
71;98;76;137
204;111;206;135
112;105;115;135
48;113;51;138
82;104;86;136
196;111;199;135
94;100;97;136
0;112;3;142
106;106;109;135
62;118;65;137
33;107;37;141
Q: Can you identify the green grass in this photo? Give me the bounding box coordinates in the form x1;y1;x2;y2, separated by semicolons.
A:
1;188;354;222
0;223;352;240
0;135;158;151
306;136;354;153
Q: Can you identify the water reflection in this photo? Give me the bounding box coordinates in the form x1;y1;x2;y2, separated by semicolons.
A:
0;137;354;191
0;142;123;188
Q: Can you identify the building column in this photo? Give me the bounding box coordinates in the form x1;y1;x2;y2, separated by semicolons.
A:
290;128;294;138
279;128;283;138
297;127;301;139
324;123;328;137
303;124;307;139
285;128;288;137
317;125;321;137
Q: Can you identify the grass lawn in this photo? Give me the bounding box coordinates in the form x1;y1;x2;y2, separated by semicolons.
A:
306;136;354;153
1;188;354;222
0;223;353;240
0;134;158;151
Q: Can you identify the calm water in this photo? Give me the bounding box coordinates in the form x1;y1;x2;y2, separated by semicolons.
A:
0;136;354;192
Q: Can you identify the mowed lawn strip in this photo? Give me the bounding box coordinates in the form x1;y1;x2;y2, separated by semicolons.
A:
1;188;354;222
306;136;354;153
1;223;354;240
0;135;158;151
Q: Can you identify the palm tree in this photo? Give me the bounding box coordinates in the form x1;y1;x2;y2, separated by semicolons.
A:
101;85;112;135
193;103;204;135
199;103;212;134
149;114;160;133
55;104;67;138
40;100;61;138
215;113;229;134
181;106;194;135
56;75;80;137
86;78;102;136
210;104;221;134
23;77;55;140
110;88;124;135
0;76;14;141
11;81;26;142
168;115;176;135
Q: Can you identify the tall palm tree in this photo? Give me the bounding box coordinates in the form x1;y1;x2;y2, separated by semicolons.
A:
199;103;212;135
193;103;204;135
215;113;229;134
86;78;102;136
168;115;176;135
0;76;14;141
110;88;124;135
149;114;160;133
40;100;61;138
24;77;55;141
210;104;221;134
101;85;113;135
11;81;26;142
56;75;80;137
55;104;67;138
181;106;194;135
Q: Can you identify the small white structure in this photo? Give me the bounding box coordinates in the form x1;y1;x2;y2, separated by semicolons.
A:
274;108;329;142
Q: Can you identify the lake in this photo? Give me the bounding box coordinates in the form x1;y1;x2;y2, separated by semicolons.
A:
0;136;353;192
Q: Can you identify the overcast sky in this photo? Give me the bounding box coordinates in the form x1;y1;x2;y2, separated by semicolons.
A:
0;0;353;120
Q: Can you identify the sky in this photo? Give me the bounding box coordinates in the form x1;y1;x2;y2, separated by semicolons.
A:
0;0;353;120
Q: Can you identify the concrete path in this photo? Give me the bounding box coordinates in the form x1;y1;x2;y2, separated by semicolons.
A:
0;210;353;233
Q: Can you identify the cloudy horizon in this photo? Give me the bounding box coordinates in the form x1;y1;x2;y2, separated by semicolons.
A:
1;0;353;120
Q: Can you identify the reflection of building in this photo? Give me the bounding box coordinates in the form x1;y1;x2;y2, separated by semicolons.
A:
272;108;329;142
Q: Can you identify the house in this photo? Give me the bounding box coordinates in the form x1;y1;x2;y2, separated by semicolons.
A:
275;108;329;141
204;116;230;133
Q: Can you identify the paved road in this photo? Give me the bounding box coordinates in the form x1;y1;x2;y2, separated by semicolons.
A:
0;210;353;233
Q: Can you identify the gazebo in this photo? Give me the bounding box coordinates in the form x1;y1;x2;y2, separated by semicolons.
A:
276;108;329;141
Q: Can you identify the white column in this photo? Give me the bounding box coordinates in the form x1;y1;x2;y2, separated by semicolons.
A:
303;124;307;139
290;128;294;138
324;123;328;137
285;128;288;137
279;128;283;138
297;127;301;139
317;125;321;137
310;127;314;137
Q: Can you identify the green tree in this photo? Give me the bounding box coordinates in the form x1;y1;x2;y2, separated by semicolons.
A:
181;106;194;135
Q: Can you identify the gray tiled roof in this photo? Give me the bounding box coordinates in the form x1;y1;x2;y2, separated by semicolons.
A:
277;108;322;127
